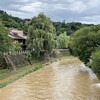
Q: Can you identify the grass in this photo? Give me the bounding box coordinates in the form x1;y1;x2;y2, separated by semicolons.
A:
0;70;10;79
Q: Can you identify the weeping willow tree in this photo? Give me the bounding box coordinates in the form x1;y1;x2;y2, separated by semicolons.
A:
27;13;55;57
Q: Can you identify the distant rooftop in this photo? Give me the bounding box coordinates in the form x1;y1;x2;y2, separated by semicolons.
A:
8;29;27;40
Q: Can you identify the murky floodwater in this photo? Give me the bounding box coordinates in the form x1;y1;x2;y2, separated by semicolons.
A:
0;57;100;100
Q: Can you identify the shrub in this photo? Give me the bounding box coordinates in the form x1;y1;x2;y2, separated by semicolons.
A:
91;50;100;75
69;25;100;64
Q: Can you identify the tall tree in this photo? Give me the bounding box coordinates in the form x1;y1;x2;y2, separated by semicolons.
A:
69;25;100;63
0;22;12;52
27;13;55;57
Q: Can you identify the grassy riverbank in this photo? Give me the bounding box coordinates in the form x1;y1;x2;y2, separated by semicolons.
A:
0;62;43;88
0;53;70;88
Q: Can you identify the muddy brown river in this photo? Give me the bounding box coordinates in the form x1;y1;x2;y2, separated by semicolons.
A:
0;57;100;100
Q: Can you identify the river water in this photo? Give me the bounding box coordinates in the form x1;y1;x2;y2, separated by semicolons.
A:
0;57;100;100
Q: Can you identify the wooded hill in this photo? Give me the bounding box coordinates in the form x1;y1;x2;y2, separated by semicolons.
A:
0;10;94;36
0;10;29;30
53;21;94;36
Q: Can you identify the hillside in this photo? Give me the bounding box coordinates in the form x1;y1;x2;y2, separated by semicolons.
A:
0;10;29;30
0;10;94;36
53;21;94;36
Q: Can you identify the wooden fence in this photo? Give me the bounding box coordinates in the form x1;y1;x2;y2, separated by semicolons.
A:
2;50;32;56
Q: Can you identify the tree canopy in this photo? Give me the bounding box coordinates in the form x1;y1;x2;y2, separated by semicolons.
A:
69;25;100;63
0;22;12;52
57;32;69;49
27;13;55;57
53;21;94;36
91;49;100;75
0;10;27;29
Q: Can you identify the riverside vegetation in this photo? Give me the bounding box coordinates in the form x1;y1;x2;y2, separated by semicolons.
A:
0;10;100;87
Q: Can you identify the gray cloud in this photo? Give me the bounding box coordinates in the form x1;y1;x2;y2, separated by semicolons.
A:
0;0;100;24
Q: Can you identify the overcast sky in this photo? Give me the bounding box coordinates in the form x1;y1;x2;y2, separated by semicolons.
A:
0;0;100;24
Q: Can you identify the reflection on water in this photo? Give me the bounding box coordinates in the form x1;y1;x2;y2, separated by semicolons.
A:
0;57;100;100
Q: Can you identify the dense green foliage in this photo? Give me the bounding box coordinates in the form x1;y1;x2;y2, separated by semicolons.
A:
53;21;82;36
69;25;100;63
23;21;29;35
91;50;100;75
0;22;12;52
0;10;29;29
53;21;94;36
0;10;94;36
11;41;22;51
0;9;100;75
57;32;69;49
27;13;55;57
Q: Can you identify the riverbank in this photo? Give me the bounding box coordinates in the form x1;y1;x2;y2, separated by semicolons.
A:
0;62;42;88
0;54;69;88
0;56;100;100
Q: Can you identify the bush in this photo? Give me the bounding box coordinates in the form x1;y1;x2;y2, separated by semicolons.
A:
26;53;32;61
57;32;69;49
0;55;7;69
69;25;100;63
91;50;100;75
26;53;32;65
